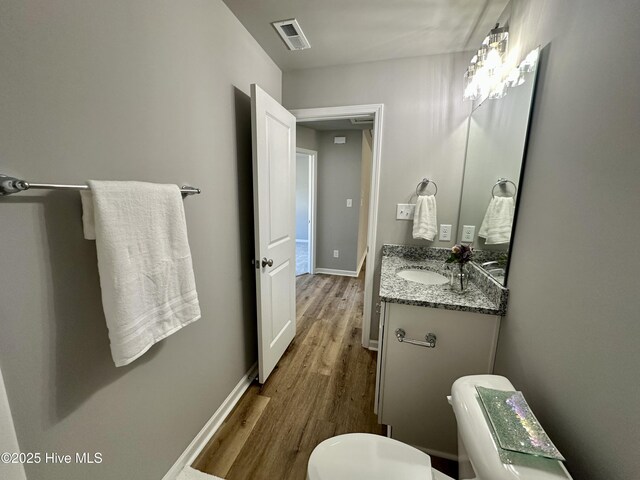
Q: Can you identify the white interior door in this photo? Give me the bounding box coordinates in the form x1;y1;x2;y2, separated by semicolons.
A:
251;84;297;384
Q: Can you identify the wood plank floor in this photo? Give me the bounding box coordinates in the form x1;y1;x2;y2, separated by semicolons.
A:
192;271;382;479
192;270;458;479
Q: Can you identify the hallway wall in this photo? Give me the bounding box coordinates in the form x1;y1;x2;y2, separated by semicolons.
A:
315;130;363;272
357;130;373;268
297;125;320;152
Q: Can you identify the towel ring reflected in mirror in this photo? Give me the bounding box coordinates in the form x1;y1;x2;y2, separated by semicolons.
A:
491;178;517;198
415;178;438;197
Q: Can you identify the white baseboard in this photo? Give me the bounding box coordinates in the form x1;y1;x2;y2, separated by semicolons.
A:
163;363;258;480
356;251;367;276
314;268;358;277
176;466;223;479
368;340;378;351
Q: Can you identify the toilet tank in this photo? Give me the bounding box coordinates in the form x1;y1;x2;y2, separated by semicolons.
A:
451;375;572;480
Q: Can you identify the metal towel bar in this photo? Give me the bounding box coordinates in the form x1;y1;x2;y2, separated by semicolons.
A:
0;174;201;197
395;328;437;348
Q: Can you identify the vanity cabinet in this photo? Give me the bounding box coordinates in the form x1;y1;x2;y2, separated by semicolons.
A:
376;301;500;457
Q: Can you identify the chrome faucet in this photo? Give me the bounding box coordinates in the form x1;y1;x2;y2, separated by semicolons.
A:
481;261;499;268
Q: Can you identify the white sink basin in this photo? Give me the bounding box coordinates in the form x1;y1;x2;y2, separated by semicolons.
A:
397;269;449;286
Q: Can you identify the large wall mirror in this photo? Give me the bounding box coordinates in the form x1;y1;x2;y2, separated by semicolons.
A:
457;48;540;286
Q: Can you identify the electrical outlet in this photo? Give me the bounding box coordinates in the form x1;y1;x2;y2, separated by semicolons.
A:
333;250;339;258
462;225;476;242
439;224;452;241
396;204;415;220
346;198;353;207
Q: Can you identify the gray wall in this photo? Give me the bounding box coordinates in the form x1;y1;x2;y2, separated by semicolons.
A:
357;130;373;267
296;153;310;241
296;125;320;152
492;1;640;479
0;1;280;479
316;130;363;271
284;52;472;337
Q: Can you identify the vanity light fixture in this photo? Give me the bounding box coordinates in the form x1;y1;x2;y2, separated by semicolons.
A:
463;24;510;101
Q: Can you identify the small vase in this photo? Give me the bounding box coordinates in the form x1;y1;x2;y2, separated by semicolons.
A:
450;263;471;293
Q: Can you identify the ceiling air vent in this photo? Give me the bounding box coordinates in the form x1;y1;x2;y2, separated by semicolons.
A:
272;19;311;51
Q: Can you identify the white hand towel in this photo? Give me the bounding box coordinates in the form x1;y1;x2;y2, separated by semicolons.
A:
412;195;437;241
478;196;515;245
83;180;201;367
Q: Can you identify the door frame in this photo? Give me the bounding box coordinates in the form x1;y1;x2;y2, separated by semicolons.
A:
296;147;317;275
290;104;384;349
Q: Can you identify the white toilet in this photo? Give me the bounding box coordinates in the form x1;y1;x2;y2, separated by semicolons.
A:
307;375;573;480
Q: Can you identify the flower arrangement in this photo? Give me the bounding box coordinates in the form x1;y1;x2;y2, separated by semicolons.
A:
446;244;474;265
445;244;474;291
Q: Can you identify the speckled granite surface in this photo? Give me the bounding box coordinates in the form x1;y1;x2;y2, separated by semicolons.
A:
379;244;508;315
471;249;509;264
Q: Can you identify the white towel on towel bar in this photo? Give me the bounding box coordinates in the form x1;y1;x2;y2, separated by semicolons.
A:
82;181;201;367
412;195;438;241
478;196;516;245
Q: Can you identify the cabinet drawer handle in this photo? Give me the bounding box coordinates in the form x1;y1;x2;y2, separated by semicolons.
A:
395;328;437;348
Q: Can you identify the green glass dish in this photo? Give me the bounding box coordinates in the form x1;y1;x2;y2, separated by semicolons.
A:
476;386;565;461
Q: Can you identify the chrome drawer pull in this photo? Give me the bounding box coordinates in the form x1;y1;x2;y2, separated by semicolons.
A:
395;328;437;348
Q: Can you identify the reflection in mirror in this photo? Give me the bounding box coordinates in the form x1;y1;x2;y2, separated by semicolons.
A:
457;48;540;286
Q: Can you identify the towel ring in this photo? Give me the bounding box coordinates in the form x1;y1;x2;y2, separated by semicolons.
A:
416;178;438;196
492;178;517;198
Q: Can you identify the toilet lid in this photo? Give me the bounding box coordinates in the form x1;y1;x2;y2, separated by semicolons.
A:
307;433;433;480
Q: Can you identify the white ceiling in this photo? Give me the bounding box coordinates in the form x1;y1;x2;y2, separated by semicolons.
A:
222;0;509;71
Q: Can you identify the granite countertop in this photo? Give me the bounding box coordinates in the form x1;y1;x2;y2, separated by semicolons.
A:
379;245;508;315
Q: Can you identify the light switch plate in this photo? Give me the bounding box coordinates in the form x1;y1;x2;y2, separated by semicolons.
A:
347;198;353;207
333;250;339;258
396;204;415;220
462;225;476;242
439;224;452;241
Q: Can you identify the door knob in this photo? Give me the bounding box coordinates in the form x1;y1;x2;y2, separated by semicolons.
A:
261;257;274;268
